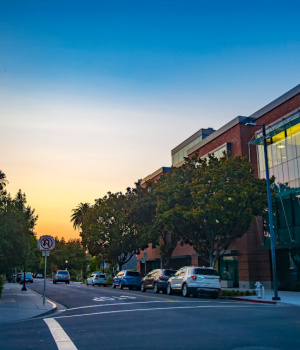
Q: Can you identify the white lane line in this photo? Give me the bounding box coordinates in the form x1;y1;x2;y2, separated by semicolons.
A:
55;304;264;320
67;300;210;311
44;318;77;350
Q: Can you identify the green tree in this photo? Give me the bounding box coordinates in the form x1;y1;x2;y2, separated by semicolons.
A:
46;237;88;278
70;203;91;247
152;159;198;268
0;175;38;276
83;187;150;271
188;154;268;267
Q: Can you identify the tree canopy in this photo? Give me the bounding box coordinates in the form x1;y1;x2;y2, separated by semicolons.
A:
0;171;38;275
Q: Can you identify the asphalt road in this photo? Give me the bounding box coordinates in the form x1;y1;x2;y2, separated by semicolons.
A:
0;279;299;350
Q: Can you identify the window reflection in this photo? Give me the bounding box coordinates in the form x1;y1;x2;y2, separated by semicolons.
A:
258;120;300;191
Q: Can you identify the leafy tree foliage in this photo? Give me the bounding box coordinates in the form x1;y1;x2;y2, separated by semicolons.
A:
80;183;152;270
44;237;88;278
187;154;268;267
0;171;38;275
152;160;198;267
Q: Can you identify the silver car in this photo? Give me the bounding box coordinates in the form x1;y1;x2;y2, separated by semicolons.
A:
167;266;221;298
53;270;70;284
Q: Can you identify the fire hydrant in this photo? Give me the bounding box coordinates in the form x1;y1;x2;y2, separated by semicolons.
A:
255;281;264;299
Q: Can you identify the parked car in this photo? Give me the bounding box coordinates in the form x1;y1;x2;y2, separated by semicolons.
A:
53;270;70;284
35;273;43;278
167;266;221;298
17;273;22;283
19;272;33;283
141;269;177;293
112;270;141;290
90;273;107;287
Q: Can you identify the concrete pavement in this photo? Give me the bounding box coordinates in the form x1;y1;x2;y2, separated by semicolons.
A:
226;288;300;306
0;282;60;324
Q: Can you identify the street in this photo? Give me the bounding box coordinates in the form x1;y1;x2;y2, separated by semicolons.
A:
0;279;299;350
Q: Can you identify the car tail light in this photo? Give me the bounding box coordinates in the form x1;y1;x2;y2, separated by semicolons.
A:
95;277;98;280
219;277;221;283
159;276;168;280
68;275;70;278
122;277;127;280
55;275;58;278
191;275;197;281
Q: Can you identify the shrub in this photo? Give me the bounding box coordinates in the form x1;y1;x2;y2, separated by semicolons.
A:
106;276;112;285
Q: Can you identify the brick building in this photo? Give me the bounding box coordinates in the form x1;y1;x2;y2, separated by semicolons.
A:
137;84;300;290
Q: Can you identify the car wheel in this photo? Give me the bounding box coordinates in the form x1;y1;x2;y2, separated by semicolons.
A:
120;283;123;290
53;281;56;284
167;283;173;295
211;292;219;299
112;282;116;289
153;283;159;293
141;283;146;292
182;283;189;297
92;283;94;286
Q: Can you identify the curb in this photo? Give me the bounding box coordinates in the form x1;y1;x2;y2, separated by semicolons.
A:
31;305;57;319
228;296;277;305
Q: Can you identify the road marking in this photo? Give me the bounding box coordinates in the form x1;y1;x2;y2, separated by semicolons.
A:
93;295;137;301
55;304;267;320
100;287;176;301
44;318;77;350
67;300;206;311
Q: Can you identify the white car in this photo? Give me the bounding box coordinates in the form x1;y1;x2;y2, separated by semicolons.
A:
167;266;221;299
87;273;107;287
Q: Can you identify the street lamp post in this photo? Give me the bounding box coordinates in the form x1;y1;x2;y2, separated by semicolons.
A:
21;265;27;291
247;122;280;300
65;260;68;270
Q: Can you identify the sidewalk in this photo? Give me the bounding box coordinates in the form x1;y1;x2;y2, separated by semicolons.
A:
0;282;58;324
224;288;300;306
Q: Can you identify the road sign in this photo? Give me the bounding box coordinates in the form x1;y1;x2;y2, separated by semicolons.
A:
38;235;55;251
42;251;50;256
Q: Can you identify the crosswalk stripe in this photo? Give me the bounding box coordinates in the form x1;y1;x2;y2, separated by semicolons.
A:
44;318;77;350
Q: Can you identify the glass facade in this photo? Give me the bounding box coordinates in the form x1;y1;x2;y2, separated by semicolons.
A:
256;111;300;290
172;135;204;166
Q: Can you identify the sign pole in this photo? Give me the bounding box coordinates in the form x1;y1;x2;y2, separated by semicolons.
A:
43;252;47;305
38;235;55;306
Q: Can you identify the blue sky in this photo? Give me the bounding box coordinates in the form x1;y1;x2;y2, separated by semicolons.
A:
1;0;299;239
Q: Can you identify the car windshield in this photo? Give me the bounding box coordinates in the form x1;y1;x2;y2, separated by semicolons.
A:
164;270;177;277
58;271;68;274
25;273;32;277
126;271;140;277
194;268;219;276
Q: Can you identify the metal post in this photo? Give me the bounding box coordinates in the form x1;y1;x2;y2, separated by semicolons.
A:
43;252;47;305
262;124;280;300
21;265;27;291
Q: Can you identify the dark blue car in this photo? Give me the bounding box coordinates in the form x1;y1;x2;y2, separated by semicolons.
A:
112;270;141;290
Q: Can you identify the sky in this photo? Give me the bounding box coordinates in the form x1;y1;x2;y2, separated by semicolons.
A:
1;0;300;241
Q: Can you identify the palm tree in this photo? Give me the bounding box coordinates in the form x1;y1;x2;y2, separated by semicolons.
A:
70;203;90;230
0;170;8;191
